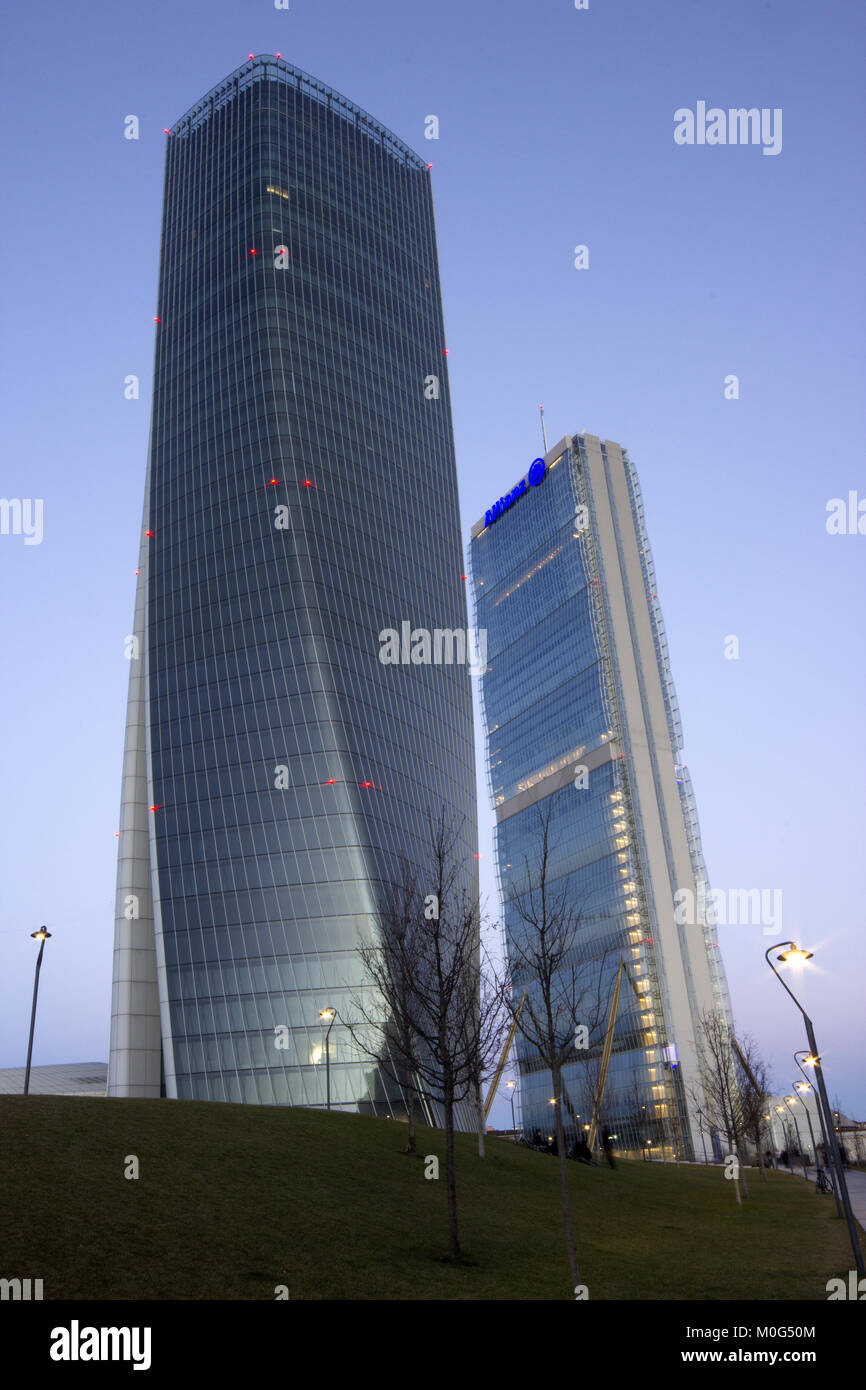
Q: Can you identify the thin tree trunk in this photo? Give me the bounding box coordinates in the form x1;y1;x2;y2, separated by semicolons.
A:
405;1069;416;1155
476;1075;486;1158
444;1090;460;1263
552;1063;581;1288
738;1143;750;1198
756;1132;768;1181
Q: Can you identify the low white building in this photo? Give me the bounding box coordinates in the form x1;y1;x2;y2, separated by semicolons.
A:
0;1063;107;1097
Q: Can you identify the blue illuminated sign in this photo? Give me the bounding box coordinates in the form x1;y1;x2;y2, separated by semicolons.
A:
484;457;546;528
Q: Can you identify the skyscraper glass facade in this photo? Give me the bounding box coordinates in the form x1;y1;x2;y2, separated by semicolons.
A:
108;56;477;1115
470;434;730;1159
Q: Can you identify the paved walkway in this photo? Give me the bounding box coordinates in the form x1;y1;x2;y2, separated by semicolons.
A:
775;1163;866;1230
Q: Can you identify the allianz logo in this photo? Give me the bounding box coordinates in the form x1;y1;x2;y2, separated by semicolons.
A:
485;458;545;528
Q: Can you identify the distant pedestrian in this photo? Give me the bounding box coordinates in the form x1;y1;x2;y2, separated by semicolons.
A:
532;1127;544;1151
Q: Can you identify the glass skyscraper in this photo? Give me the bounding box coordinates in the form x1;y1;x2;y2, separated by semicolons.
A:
470;433;730;1160
108;56;477;1114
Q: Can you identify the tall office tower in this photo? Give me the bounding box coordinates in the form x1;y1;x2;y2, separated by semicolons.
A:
470;434;730;1160
108;56;477;1113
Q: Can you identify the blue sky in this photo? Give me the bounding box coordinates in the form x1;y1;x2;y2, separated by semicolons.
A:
1;0;863;1123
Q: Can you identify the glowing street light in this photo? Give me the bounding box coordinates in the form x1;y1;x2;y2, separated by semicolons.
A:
783;1096;809;1178
795;1046;838;1206
791;1077;820;1176
318;1007;337;1111
764;941;863;1275
504;1079;517;1137
23;929;52;1096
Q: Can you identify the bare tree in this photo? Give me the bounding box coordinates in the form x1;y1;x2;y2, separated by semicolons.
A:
345;869;425;1155
350;813;503;1263
734;1034;773;1182
690;1009;752;1204
494;803;608;1292
404;815;503;1261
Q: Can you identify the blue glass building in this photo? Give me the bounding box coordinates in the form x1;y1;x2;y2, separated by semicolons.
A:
108;57;477;1114
470;434;730;1159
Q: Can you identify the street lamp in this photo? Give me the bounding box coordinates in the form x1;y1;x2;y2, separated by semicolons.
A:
794;1050;836;1205
764;941;864;1275
318;1007;336;1111
775;1104;797;1171
792;1079;820;1177
505;1079;517;1138
695;1105;710;1164
784;1096;809;1178
762;1113;774;1165
23;929;52;1096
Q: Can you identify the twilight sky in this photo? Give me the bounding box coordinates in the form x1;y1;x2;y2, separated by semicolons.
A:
1;0;863;1122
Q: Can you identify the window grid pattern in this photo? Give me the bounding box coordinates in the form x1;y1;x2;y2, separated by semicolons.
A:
135;62;476;1113
470;441;686;1151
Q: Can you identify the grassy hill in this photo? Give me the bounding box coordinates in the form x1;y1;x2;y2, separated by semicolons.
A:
0;1096;859;1300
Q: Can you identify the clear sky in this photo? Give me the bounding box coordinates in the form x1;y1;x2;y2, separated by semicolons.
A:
1;0;863;1125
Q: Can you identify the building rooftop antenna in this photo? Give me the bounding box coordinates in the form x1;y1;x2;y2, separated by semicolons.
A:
539;403;549;455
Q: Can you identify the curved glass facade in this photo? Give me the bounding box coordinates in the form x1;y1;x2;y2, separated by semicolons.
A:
108;57;477;1114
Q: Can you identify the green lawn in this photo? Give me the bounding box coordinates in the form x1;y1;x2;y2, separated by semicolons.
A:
0;1097;859;1300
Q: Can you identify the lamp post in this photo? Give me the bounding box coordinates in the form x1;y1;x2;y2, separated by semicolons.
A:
784;1096;809;1178
792;1079;820;1176
764;941;864;1275
505;1079;517;1138
767;1112;778;1167
318;1007;336;1111
695;1106;710;1164
774;1104;790;1165
23;928;52;1096
796;1050;837;1205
